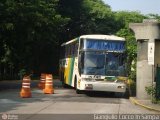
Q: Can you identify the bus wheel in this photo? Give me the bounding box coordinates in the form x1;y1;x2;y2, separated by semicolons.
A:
74;77;83;94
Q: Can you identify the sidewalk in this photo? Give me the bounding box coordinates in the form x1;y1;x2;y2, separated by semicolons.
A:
130;97;160;113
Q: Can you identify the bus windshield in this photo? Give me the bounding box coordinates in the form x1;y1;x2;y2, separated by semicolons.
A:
81;51;126;76
81;52;105;75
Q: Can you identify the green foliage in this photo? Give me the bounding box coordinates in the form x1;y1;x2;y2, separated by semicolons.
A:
18;69;26;80
116;28;137;79
82;0;114;32
146;14;160;21
115;11;147;80
114;11;146;28
145;86;156;96
0;0;69;78
57;0;116;40
145;85;160;104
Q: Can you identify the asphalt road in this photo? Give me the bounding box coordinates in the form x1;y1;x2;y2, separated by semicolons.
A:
0;80;159;120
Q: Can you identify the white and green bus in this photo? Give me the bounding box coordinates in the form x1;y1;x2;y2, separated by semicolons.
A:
59;35;127;94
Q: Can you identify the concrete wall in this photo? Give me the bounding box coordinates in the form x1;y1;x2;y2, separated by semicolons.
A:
136;41;152;99
130;20;160;41
136;60;152;99
129;19;160;99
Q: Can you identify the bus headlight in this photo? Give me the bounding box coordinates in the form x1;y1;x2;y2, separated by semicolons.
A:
117;85;125;89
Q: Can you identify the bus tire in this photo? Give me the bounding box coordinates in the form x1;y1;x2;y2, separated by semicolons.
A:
76;89;83;94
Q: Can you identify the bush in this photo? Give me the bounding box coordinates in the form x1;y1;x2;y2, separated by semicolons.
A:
145;85;160;104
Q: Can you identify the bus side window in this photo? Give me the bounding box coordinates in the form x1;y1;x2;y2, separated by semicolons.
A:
65;46;68;57
75;43;78;56
68;45;71;57
78;52;84;75
71;42;78;57
80;38;84;50
71;44;74;57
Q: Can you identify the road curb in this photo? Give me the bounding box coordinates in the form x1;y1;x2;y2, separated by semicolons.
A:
129;97;160;113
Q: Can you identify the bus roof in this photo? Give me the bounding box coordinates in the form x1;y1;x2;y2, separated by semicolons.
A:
61;34;125;46
61;38;78;46
80;35;125;41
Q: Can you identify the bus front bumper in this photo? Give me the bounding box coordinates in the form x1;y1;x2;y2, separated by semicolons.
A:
78;81;126;93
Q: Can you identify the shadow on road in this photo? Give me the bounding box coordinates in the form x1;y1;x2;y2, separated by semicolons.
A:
85;91;129;99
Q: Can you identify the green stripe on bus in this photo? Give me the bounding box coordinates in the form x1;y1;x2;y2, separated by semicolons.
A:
68;57;75;85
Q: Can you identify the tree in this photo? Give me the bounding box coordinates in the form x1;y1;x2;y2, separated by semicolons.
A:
57;0;117;42
146;14;160;21
115;11;146;79
81;0;117;34
0;0;68;79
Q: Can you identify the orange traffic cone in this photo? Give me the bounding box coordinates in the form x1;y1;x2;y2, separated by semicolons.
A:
43;74;54;94
20;75;32;98
38;73;46;89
